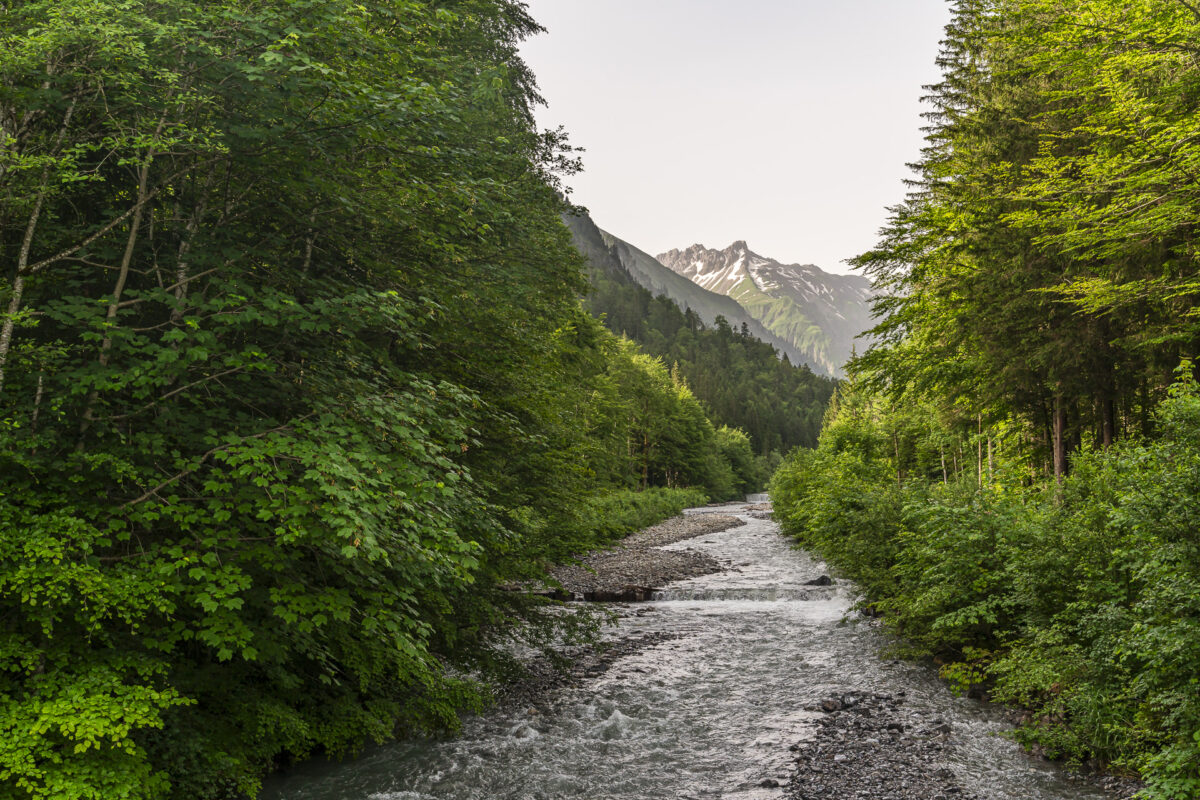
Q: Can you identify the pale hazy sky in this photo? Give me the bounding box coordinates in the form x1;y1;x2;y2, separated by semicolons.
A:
518;1;951;275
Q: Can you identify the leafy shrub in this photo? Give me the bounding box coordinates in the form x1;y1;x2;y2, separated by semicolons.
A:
771;376;1200;797
582;487;709;547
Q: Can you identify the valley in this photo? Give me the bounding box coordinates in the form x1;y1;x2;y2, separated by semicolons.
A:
658;241;872;378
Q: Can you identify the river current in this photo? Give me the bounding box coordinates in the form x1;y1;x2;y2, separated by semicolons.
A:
263;500;1114;800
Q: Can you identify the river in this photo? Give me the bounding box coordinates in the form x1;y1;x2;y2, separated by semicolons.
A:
263;501;1117;800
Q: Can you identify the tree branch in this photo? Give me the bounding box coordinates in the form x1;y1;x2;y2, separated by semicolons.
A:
120;415;314;510
116;267;221;308
23;156;225;275
105;365;245;421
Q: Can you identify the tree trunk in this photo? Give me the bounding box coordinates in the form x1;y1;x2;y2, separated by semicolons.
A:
0;272;28;399
641;432;649;490
170;192;209;323
1101;392;1116;447
1140;381;1153;437
893;432;902;488
302;207;318;276
78;153;155;446
977;413;983;489
1053;394;1067;484
0;101;77;399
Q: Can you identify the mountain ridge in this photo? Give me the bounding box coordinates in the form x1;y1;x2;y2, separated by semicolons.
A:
564;215;817;370
563;212;835;453
656;241;872;376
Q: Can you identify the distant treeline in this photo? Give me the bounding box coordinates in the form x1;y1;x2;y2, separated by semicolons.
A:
0;2;765;798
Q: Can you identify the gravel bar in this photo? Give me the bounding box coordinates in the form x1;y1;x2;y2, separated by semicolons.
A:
786;691;981;800
785;691;1140;800
549;513;745;601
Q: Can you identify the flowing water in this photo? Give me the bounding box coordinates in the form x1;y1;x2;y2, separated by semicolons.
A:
263;502;1114;800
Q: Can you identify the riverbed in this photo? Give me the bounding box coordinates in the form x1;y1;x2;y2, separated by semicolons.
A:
263;501;1131;800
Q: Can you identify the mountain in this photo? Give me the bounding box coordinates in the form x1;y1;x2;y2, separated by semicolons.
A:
564;212;835;454
563;215;813;369
656;242;873;376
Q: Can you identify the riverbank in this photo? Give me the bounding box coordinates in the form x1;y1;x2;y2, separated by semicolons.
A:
262;502;1143;800
786;689;1141;800
548;512;746;600
549;503;1143;800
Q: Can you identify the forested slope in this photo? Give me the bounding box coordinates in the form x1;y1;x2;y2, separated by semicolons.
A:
563;215;811;366
567;214;836;457
770;2;1200;797
0;2;765;798
657;241;873;377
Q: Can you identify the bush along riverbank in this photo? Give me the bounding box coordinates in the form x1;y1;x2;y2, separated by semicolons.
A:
769;373;1200;798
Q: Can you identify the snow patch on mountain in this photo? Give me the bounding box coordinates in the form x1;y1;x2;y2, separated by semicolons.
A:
656;241;874;377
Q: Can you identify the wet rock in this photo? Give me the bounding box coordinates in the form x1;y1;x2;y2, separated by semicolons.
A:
804;575;834;586
786;691;1141;799
582;586;654;602
759;778;781;788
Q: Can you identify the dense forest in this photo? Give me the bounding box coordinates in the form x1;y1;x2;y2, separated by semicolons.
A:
575;216;835;458
0;2;774;798
771;1;1200;797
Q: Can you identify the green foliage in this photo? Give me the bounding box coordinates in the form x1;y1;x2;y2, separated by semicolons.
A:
775;1;1200;796
582;236;835;458
853;0;1200;481
769;408;905;609
597;338;748;501
714;426;767;497
772;374;1200;797
0;1;743;798
579;487;710;548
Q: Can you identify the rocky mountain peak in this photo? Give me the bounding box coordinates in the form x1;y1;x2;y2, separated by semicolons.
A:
656;239;874;377
656;242;754;297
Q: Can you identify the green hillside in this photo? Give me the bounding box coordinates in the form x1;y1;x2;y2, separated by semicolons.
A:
728;277;835;375
568;214;836;455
